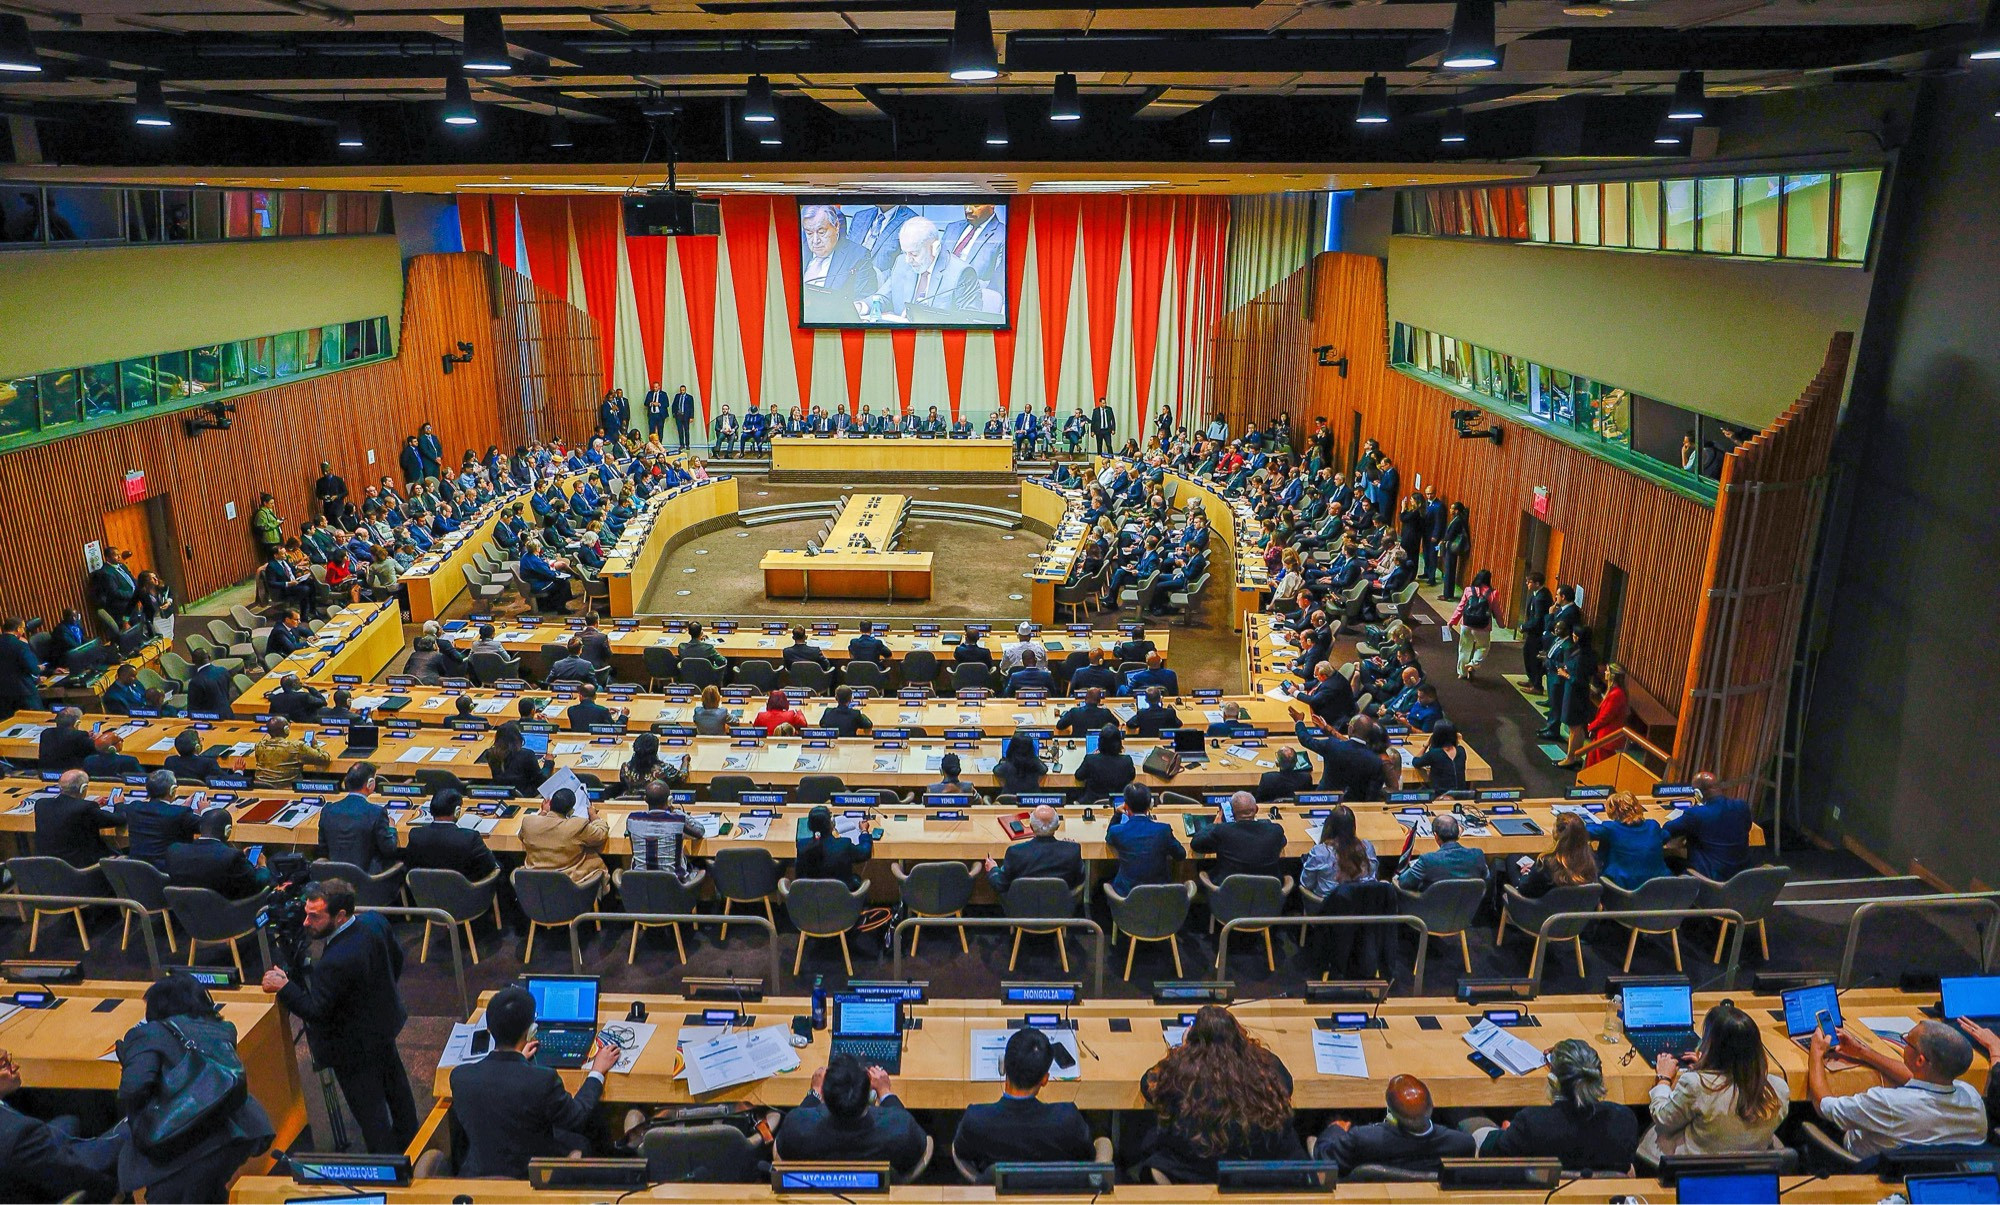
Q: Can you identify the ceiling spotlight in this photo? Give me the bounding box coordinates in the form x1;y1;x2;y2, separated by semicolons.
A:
1441;0;1499;69
948;7;1000;81
1050;72;1080;122
336;113;365;148
0;15;41;73
546;113;574;148
1206;106;1232;145
1653;119;1683;146
1355;74;1390;124
743;74;776;123
1440;107;1467;143
1973;0;2000;60
460;10;512;72
443;71;478;126
1668;69;1706;121
759;114;784;146
985;107;1009;146
133;77;172;127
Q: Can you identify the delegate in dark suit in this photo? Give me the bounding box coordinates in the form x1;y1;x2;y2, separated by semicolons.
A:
275;910;415;1154
775;1089;928;1173
1190;817;1287;881
450;1050;605;1178
166;837;269;900
939;211;1006;289
1316;1117;1474;1174
34;789;123;867
186;663;234;716
800;234;881;325
123;797;198;869
317;793;398;873
0;1097;123;1202
38;725;96;772
987;833;1085;891
402;821;500;882
1295;721;1386;801
952;1095;1093;1181
844;204;917;273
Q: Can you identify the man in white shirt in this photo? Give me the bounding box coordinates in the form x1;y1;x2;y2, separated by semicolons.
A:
999;621;1045;674
1810;1019;1986;1160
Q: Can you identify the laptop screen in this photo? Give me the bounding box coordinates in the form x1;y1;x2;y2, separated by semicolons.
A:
835;997;900;1037
1908;1173;2000;1204
1173;728;1206;754
1780;982;1842;1037
1941;976;2000;1021
1622;983;1694;1031
526;977;598;1024
1677;1172;1779;1204
521;729;550;756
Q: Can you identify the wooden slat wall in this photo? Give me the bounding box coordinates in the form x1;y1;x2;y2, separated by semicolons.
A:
487;260;603;446
0;251;599;626
1215;252;1718;709
1208;266;1313;434
1675;333;1851;798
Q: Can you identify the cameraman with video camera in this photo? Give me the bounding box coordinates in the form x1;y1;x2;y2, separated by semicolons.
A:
259;878;414;1154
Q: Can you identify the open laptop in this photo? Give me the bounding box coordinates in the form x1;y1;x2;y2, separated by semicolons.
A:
1907;1172;2000;1204
1676;1170;1779;1204
829;995;904;1074
1621;982;1700;1062
525;975;600;1069
1780;981;1842;1049
1941;976;2000;1026
1171;727;1207;765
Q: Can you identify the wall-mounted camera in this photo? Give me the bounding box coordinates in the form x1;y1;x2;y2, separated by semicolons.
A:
441;341;475;375
1452;408;1503;445
183;399;236;437
1313;345;1349;377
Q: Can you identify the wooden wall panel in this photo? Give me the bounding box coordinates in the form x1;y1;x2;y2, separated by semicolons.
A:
0;251;598;627
1209;267;1313;434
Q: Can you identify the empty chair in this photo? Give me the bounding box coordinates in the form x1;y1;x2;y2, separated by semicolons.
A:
899;650;938;688
679;657;724;690
406;867;503;964
229;604;273;643
706;775;756;804
1394;876;1488;975
1164;572;1211;626
414;769;469;797
100;856;178;954
795;775;846;806
1000;877;1082;973
184;633;245;674
1690;864;1790;962
206;619;255;660
158;650;197;686
1603;875;1704;971
309;859;407;909
780;877;870;975
613;867;706;965
784;661;831;695
1117;571;1161;619
710;847;782;940
469;650;522;686
841;661;888;692
472;548;516;583
640;1123;768;1185
890;861;976;955
642;646;680;690
1497;882;1604;980
734;659;778;692
1202;872;1293;972
511;867;604;963
164;886;273;976
1105;881;1195;980
6;856;110;952
1053;579;1096;626
461;564;508;606
950;662;993;696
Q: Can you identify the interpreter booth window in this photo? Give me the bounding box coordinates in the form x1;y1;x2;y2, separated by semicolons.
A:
120;359;157;410
45;187;122;242
125;189;163;243
38;369;81;428
154;351;193;403
191;346;223;392
0;378;37;438
82;364;120;420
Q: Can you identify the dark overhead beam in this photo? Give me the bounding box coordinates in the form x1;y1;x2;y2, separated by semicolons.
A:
164;85;339;123
703;0;1254;12
1005;31;1436;73
1561;25;1921;72
479;80;623;120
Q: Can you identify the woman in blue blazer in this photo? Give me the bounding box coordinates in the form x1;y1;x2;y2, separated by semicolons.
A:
1585;791;1671;889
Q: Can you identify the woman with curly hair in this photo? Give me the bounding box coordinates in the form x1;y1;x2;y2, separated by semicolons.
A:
1135;1004;1302;1182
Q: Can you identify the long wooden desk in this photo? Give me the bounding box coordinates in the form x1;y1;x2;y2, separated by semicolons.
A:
235;598;406;714
1025;480;1091;626
0;978;307;1154
400;473;587;624
410;988;1947;1112
602;476;740;617
1092;458;1269;632
762;494;933;602
771;436;1014;478
231;1175;1896;1204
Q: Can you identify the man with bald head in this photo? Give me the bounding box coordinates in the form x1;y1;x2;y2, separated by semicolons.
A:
1316;1074;1474;1173
1811;1018;1986;1159
983;805;1084;892
855;215;983;320
1190;790;1286;882
34;768;124;867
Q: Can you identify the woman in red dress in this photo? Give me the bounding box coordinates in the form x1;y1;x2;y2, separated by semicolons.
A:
1571;663;1629;769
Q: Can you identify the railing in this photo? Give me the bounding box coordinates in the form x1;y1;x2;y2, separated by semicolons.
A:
6;893;165;979
1769;882;2000;987
891;917;1108;998
1571;727;1673;794
1220;914;1432;988
1528;908;1747;996
361;905;471;1017
568;912;782;987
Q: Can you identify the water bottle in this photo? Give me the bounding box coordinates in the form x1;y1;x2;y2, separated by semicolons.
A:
810;975;827;1031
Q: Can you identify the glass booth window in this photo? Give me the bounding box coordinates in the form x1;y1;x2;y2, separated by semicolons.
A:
1738;175;1782;257
0;378;37;437
82;363;120;419
37;369;80;426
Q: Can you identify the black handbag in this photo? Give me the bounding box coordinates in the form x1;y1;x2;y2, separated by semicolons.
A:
127;1017;249;1160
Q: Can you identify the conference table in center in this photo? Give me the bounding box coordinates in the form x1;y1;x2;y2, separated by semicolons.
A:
761;493;933;602
769;435;1014;480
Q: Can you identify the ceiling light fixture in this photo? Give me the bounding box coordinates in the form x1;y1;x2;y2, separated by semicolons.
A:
1050;72;1080;122
336;113;364;148
1653;119;1683;146
546;113;574;148
1973;0;2000;60
743;74;776;123
1355;74;1390;124
133;77;172;127
1441;0;1499;69
985;107;1009;145
0;15;41;73
1440;107;1467;143
1206;106;1232;145
1668;69;1706;120
460;10;512;72
443;71;478;125
948;7;999;81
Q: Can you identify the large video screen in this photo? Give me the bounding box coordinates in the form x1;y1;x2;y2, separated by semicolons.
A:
797;197;1009;329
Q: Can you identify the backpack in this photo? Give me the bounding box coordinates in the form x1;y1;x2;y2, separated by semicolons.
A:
1461;589;1492;628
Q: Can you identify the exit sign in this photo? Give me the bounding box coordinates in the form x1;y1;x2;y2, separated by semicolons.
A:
123;470;147;503
1531;486;1550;518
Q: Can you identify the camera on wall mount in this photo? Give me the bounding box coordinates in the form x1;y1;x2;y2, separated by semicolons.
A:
441;341;475;375
1313;346;1348;376
183;399;236;437
1451;408;1503;445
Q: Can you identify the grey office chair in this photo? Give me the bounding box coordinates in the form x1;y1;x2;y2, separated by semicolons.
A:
406;867;503;964
890;860;976;955
1105;881;1195;980
100;856;178;954
1201;872;1293;972
6;856;110;952
1498;882;1604;980
1689;864;1790;963
779;877;870;976
1000;877;1083;973
309;859;407;908
1603;875;1704;972
511;867;605;963
163;886;274;977
612;867;706;965
710;848;782;940
1395;876;1489;975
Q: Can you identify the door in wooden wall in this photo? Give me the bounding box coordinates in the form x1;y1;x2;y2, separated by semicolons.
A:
1596;561;1628;664
1346;410;1363;474
101;502;157;577
1514;512;1564;625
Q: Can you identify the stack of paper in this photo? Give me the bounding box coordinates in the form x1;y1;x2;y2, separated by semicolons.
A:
1312;1031;1371;1078
680;1025;801;1095
1464;1021;1548;1076
971;1030;1081;1081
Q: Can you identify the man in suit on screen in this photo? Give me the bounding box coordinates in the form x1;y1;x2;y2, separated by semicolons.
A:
800;204;878;324
940;203;1005;292
854;217;983;322
845;202;917;273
